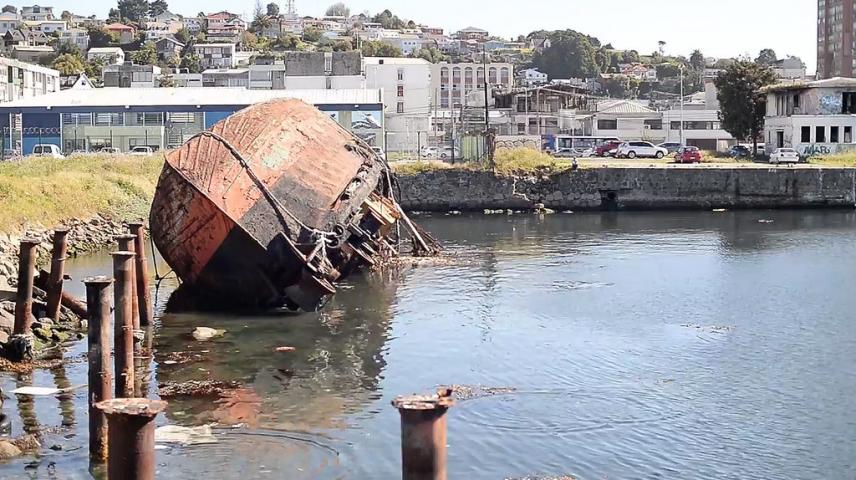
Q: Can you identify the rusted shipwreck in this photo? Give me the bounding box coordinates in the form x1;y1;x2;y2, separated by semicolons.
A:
149;99;435;312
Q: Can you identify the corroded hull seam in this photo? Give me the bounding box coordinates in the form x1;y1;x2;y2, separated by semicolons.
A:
149;99;419;311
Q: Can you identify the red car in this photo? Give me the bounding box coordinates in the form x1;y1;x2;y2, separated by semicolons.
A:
675;146;702;164
595;141;622;157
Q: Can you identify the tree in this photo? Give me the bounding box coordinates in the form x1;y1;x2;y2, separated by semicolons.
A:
331;38;353;51
755;48;778;66
266;2;279;16
56;40;81;56
302;26;322;43
117;0;149;23
107;8;121;23
603;75;640;99
412;47;448;63
530;30;600;79
360;40;400;57
60;10;72;21
1;5;15;13
714;60;777;155
250;0;271;33
657;40;666;55
174;27;190;44
131;41;157;65
88;27;116;48
84;57;105;81
158;75;175;87
149;0;168;16
689;49;705;71
52;53;85;75
326;2;350;17
371;9;405;29
180;53;202;73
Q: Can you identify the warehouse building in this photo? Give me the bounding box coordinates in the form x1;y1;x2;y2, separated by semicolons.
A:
0;87;384;154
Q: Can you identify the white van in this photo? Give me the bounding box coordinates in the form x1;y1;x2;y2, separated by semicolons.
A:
32;144;64;158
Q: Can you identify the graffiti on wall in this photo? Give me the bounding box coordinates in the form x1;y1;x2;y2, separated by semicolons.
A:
494;135;540;151
796;143;856;157
819;95;843;115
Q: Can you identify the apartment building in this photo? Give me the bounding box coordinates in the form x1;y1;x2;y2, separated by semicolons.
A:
23;19;66;33
102;63;161;88
817;0;854;78
364;57;431;152
429;61;514;109
20;5;54;21
764;77;856;156
58;28;89;51
248;52;363;90
0;56;60;102
193;43;236;69
0;12;21;32
201;69;249;87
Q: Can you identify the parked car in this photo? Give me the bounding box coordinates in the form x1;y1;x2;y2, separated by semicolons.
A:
729;145;751;158
554;148;584;158
99;147;121;154
675;146;702;164
421;146;439;158
130;146;154;156
616;141;667;159
439;146;460;160
658;142;683;153
769;148;800;164
32;144;63;158
595;140;623;157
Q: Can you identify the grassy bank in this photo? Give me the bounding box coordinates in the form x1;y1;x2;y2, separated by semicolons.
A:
808;151;856;167
392;148;573;176
0;155;163;233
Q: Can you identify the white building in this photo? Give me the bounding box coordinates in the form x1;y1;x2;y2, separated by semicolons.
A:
58;28;89;51
518;68;548;86
364;57;432;152
0;12;21;32
0;56;59;102
20;5;53;21
771;57;807;81
429;62;514;109
87;47;125;65
192;43;236;69
201;68;249;88
764;77;856;156
24;19;65;33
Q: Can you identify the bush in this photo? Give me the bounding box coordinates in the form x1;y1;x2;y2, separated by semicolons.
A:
494;147;570;175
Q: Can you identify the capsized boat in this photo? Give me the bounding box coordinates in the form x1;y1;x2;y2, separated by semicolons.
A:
149;99;437;311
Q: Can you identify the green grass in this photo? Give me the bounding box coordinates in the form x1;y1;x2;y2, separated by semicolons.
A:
807;151;856;167
493;148;572;175
0;155;163;233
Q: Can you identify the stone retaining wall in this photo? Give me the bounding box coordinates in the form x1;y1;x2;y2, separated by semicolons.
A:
397;167;856;211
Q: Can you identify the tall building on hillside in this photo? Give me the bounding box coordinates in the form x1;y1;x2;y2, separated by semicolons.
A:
817;0;855;78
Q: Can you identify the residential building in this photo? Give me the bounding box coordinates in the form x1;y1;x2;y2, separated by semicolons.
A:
364;57;432;152
58;28;89;51
204;11;245;42
0;87;383;153
11;45;54;64
518;68;548;86
378;32;424;56
155;37;184;61
201;68;249;87
102;63;161;88
248;52;363;90
0;12;21;32
171;72;203;87
104;23;137;44
772;57;807;80
528;37;551;53
817;0;854;78
454;26;489;41
192;43;236;69
152;11;181;23
23;19;66;33
0;56;60;102
87;47;125;65
183;17;202;34
619;63;658;82
144;19;181;41
60;72;94;90
493;84;590;137
764;77;856;156
1;30;27;52
419;25;443;35
430;61;514;109
20;5;54;21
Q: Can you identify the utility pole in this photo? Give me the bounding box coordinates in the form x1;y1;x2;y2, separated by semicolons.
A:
679;65;685;146
450;102;456;164
482;45;493;166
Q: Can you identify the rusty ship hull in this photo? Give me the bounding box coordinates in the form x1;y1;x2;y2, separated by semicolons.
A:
149;99;403;311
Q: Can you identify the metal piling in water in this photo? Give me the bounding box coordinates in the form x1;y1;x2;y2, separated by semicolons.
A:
392;387;455;480
115;234;140;330
127;223;153;327
95;398;167;480
112;251;135;399
13;238;39;336
45;228;69;322
84;276;113;464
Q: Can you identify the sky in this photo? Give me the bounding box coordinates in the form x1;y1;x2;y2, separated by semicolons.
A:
54;0;818;72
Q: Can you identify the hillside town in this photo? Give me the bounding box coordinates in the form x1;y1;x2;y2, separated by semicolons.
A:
0;1;826;159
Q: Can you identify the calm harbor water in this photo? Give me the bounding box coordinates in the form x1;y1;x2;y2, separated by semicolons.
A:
1;210;855;479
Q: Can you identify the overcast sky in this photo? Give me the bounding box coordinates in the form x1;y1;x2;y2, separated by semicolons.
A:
58;0;818;72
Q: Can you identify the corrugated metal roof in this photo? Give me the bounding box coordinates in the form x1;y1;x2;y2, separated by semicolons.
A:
0;87;384;109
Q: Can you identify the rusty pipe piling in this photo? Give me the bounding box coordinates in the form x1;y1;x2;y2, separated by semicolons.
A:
115;234;140;330
13;238;40;336
112;251;136;399
45;229;69;322
84;276;113;464
392;388;455;480
95;398;167;480
128;223;153;327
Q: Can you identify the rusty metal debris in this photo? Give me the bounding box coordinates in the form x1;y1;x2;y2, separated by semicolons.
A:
392;388;454;480
95;398;167;480
157;380;242;398
149;98;439;312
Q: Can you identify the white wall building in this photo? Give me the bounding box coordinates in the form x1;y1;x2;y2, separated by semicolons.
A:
58;28;89;51
20;5;53;21
518;68;548;86
0;12;21;32
364;57;432;152
0;56;59;102
24;19;65;33
193;43;236;69
429;62;514;109
764;77;856;156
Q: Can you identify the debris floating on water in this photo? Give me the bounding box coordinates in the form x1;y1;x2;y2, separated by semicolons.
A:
446;384;517;401
192;327;225;341
155;425;218;446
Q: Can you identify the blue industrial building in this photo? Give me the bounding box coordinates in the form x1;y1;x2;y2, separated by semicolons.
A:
0;87;385;154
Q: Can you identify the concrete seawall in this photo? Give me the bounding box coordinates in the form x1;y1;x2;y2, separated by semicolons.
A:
397;167;856;211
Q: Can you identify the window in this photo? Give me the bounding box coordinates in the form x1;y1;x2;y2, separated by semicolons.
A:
816;126;826;143
831;126;840;143
598;119;618;130
846;126;853;143
644;119;663;130
397;85;404;97
397;102;404;113
6;66;11;83
793;94;800;109
843;92;856;114
397;68;404;81
801;126;811;142
168;112;196;123
670;121;681;130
